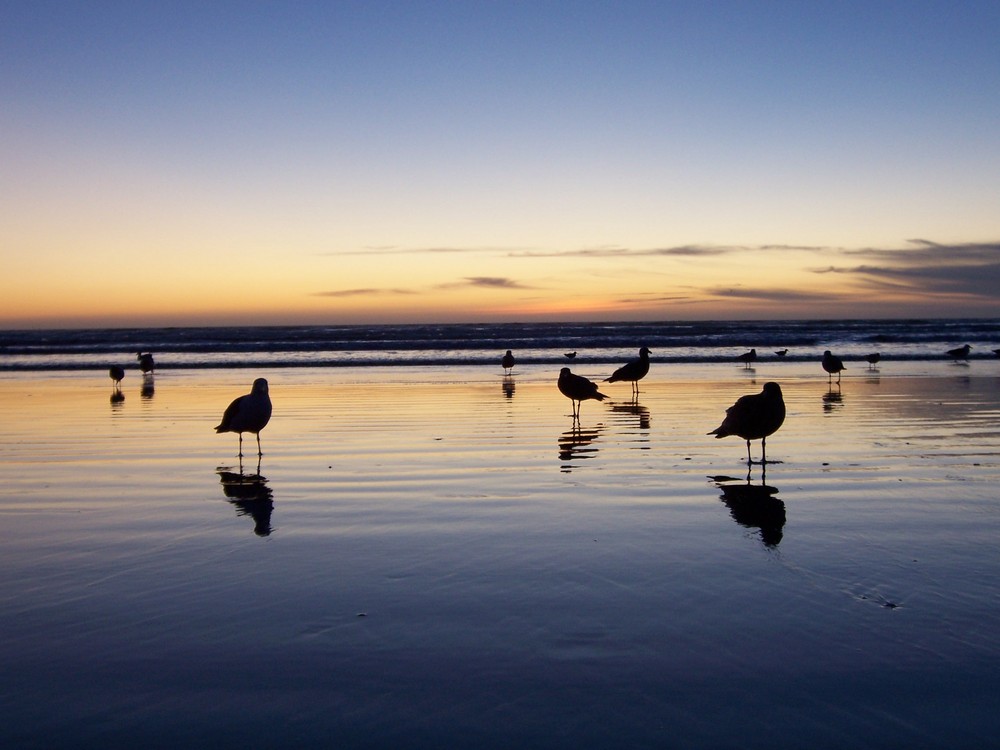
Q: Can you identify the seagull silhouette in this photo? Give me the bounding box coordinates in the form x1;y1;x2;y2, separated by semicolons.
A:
605;347;651;395
946;344;971;360
774;349;788;357
865;352;881;369
501;350;516;375
564;351;577;359
558;368;608;419
822;350;845;383
738;349;757;368
136;352;154;374
216;378;273;458
709;382;786;465
109;365;125;389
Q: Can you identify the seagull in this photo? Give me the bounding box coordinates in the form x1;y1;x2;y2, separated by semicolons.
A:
865;352;881;369
774;349;788;357
136;352;154;374
946;344;971;361
215;378;273;458
709;382;786;465
558;368;608;419
993;348;1000;357
738;349;757;368
822;350;845;383
604;347;651;395
109;365;125;389
501;350;516;375
564;351;577;359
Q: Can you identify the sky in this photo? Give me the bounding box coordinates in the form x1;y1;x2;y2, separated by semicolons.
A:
2;0;999;328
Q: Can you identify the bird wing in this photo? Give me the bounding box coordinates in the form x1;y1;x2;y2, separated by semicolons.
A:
216;394;246;432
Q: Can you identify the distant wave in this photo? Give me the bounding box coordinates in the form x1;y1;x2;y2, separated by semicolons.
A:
0;319;997;370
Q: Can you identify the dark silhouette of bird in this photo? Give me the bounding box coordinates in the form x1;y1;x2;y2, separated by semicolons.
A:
774;349;788;357
558;368;608;419
604;347;651;395
564;351;577;359
947;344;971;361
822;350;845;383
738;349;757;368
993;348;1000;357
865;352;881;370
216;378;273;458
709;382;786;465
109;365;125;389
501;350;516;375
136;352;154;374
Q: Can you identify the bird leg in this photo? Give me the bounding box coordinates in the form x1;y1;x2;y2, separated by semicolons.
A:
238;433;244;458
256;433;263;457
745;439;752;465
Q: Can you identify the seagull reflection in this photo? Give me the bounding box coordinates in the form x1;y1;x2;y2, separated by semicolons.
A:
558;424;604;472
110;390;125;405
217;466;274;536
610;400;650;430
711;468;785;547
502;375;515;399
823;385;844;412
141;374;155;399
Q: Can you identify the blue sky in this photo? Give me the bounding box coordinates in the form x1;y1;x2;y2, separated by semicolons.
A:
2;1;999;326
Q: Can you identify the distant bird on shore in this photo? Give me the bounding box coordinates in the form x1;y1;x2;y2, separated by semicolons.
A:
822;350;845;383
137;352;154;374
865;352;881;370
216;378;272;458
558;368;608;419
605;347;651;395
109;365;125;389
709;382;786;465
738;349;757;368
774;349;788;357
564;351;577;359
993;348;1000;357
947;344;971;361
501;350;516;375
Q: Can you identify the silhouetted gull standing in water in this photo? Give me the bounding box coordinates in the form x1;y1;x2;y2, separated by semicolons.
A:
947;344;971;361
774;349;788;357
605;347;651;396
558;368;608;420
709;382;786;465
501;350;516;375
738;349;757;368
137;352;154;374
993;348;1000;357
564;351;577;359
865;352;881;370
109;365;125;389
822;350;845;383
216;378;272;458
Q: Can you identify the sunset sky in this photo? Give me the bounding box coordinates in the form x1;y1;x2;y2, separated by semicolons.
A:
2;1;999;328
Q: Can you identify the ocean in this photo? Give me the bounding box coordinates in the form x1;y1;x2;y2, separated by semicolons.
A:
1;318;998;370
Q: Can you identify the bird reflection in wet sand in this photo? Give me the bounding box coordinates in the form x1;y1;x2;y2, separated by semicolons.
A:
610;401;651;431
502;376;515;399
711;469;785;547
823;385;844;412
141;375;155;399
558;368;608;420
217;467;274;536
558;424;604;472
708;382;785;465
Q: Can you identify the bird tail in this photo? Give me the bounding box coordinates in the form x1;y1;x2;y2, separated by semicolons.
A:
595;391;609;401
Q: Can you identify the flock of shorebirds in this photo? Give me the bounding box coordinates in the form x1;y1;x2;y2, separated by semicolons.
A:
105;343;997;465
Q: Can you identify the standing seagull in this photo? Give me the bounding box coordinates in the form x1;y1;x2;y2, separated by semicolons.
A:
865;352;881;370
558;368;608;419
709;382;786;465
137;352;155;375
946;344;971;361
564;351;577;359
109;365;125;389
822;350;845;383
216;378;273;458
605;347;651;396
774;349;788;357
501;350;516;375
738;349;757;369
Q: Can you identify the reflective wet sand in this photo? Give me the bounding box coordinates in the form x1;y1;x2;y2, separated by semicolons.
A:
2;364;999;748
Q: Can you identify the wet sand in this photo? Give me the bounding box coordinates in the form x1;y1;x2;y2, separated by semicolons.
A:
2;363;1000;748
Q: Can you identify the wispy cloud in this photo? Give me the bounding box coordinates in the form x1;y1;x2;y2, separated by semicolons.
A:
313;288;417;298
705;286;840;303
814;240;1000;299
436;276;535;290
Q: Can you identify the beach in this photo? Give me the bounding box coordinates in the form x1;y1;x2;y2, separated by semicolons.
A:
2;361;1000;748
